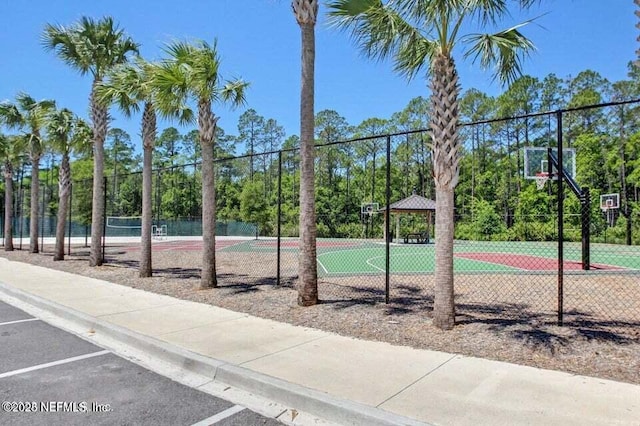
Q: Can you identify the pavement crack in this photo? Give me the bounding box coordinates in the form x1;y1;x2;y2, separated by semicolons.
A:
273;408;288;420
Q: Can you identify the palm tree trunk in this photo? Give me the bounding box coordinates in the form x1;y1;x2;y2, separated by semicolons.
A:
4;164;14;251
54;154;70;261
140;102;156;277
90;79;108;266
296;11;318;306
199;99;218;289
29;154;40;253
430;53;460;330
433;187;455;327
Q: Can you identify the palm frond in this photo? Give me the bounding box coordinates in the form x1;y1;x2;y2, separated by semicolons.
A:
464;22;535;85
96;63;144;115
465;0;510;26
42;23;93;75
151;59;192;121
328;0;422;64
42;16;139;79
394;32;438;79
220;79;250;108
71;118;94;156
396;0;460;23
158;39;248;119
162;40;196;64
15;93;37;111
0;102;23;129
0;133;28;163
47;108;75;154
15;92;56;131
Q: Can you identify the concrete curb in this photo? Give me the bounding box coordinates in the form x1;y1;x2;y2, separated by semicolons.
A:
0;282;429;426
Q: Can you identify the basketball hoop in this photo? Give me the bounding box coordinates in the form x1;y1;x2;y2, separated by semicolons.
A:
534;172;549;190
600;193;619;228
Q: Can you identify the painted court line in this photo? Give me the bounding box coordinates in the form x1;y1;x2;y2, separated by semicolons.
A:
0;350;110;379
365;255;387;273
0;318;39;326
191;405;245;425
316;258;330;275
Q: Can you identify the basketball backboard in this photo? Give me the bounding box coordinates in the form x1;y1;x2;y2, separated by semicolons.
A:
600;193;620;210
361;202;379;215
523;147;576;180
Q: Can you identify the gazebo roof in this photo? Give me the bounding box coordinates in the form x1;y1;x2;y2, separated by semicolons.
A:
384;194;436;212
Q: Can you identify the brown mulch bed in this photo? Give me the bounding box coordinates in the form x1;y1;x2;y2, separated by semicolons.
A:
1;243;639;385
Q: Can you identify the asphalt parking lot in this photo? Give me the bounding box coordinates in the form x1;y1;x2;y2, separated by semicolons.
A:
0;300;283;426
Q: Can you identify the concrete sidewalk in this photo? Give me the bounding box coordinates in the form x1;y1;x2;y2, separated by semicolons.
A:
0;256;638;426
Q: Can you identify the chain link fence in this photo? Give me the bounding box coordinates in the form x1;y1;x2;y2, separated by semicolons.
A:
1;100;640;328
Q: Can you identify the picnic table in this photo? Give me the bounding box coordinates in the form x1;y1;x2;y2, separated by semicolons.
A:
404;231;430;244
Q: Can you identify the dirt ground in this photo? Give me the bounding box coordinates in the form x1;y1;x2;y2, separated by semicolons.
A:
1;243;639;385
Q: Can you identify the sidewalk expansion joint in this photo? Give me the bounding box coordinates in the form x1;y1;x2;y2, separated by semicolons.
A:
238;335;330;366
91;302;183;318
155;315;251;336
375;354;457;408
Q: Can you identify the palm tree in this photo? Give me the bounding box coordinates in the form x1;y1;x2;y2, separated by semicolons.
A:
97;59;192;277
47;109;92;261
0;134;27;251
42;16;139;266
155;40;248;289
0;94;55;253
328;0;537;329
292;0;319;306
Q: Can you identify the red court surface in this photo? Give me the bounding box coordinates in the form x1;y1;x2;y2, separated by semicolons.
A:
455;252;621;271
120;239;243;252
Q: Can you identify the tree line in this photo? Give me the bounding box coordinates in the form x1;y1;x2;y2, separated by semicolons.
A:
5;67;640;249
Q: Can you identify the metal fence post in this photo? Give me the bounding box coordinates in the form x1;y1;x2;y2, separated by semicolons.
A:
18;166;24;250
385;135;391;304
68;183;73;256
556;111;564;326
277;151;282;286
102;176;107;263
0;191;4;245
156;169;161;224
40;183;46;252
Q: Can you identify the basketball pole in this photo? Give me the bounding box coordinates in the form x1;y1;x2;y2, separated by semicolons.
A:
548;148;591;272
581;187;590;269
554;112;564;327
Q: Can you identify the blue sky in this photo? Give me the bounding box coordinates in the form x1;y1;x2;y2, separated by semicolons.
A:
0;0;637;154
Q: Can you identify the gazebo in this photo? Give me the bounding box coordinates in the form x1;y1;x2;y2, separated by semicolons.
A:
381;194;436;243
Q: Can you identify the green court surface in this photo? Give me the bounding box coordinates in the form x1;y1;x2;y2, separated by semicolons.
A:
220;239;640;277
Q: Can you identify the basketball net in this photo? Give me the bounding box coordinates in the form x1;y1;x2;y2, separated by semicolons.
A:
534;172;549;190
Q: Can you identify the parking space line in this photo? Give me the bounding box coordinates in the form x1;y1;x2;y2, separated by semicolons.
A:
191;405;246;425
0;350;110;379
0;318;38;326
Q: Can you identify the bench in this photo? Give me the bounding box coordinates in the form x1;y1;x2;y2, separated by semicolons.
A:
404;231;429;244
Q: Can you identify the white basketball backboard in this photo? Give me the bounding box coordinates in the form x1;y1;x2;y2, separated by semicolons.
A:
523;147;576;180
